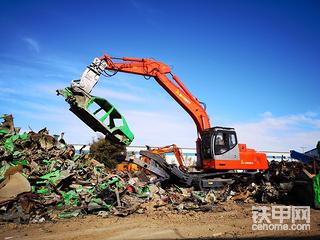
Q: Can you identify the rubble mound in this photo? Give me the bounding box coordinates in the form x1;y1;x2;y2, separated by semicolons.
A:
0;115;312;224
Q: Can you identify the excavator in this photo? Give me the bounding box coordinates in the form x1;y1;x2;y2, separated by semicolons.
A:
116;144;185;172
57;54;268;189
145;144;186;170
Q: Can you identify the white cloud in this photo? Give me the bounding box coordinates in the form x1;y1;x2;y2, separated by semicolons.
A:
261;111;273;118
128;0;157;27
93;87;146;103
19;108;197;148
22;37;40;53
232;112;320;152
11;106;192;147
8;95;319;153
0;87;17;94
125;110;196;147
98;75;147;93
129;0;154;13
14;110;96;145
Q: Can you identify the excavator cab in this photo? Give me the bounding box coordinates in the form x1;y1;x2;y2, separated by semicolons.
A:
200;127;268;171
201;127;239;161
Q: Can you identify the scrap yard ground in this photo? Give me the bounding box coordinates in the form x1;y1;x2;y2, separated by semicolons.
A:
1;203;320;240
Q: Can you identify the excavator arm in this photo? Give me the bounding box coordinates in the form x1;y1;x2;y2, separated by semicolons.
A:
58;54;210;146
97;55;211;135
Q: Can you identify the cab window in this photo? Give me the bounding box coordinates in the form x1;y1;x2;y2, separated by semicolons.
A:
214;131;237;155
229;133;237;149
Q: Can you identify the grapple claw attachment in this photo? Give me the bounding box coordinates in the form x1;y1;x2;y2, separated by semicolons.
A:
57;87;134;146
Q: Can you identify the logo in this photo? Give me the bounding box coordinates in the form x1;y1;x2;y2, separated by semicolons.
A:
176;89;191;105
252;205;310;231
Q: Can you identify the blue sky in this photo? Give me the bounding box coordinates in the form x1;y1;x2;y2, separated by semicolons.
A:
0;0;319;151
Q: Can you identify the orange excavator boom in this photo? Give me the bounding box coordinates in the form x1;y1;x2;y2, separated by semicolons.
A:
100;54;211;136
71;54;268;171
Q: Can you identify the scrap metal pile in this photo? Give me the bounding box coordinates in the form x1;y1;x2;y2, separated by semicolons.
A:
0;115;311;224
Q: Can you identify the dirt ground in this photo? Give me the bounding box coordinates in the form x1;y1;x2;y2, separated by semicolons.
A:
1;203;319;240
